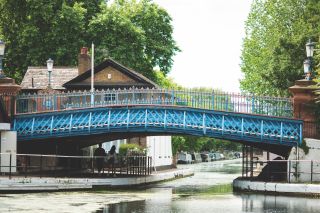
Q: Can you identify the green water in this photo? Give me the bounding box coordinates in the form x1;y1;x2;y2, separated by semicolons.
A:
1;159;320;213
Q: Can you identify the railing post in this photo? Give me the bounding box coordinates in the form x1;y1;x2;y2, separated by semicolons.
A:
250;146;253;179
311;160;313;183
288;160;291;183
9;153;12;179
24;155;27;178
242;145;245;177
40;155;43;178
211;92;215;110
171;90;175;105
252;96;255;113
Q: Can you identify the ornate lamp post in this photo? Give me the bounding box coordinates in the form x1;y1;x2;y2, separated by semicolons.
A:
46;58;54;88
0;40;6;78
304;39;316;80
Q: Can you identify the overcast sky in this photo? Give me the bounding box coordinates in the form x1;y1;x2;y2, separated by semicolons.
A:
153;0;253;92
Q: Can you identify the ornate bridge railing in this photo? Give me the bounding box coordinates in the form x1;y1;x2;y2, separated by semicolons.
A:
15;89;293;118
14;106;302;146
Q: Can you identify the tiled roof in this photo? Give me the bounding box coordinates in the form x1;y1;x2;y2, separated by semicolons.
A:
21;67;78;90
63;58;159;89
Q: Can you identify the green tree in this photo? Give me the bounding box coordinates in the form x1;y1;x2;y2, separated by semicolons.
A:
0;0;179;82
172;136;186;154
89;0;179;81
241;0;320;96
0;0;92;80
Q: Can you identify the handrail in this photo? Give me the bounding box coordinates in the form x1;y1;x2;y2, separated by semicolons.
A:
15;88;293;118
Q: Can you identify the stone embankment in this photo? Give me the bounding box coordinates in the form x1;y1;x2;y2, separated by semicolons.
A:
0;168;193;192
233;138;320;196
233;178;320;196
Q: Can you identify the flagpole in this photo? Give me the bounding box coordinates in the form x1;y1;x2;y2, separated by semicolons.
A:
91;42;95;106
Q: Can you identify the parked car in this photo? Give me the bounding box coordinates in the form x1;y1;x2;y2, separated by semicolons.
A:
208;153;216;161
210;152;225;161
219;153;225;160
191;153;202;163
234;152;242;158
200;153;209;162
177;152;192;164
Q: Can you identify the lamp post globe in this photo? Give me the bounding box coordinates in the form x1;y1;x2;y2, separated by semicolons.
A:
0;40;6;78
306;39;315;58
46;58;54;88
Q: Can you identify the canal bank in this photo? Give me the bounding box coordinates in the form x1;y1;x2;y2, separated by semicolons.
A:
0;168;193;192
233;178;320;197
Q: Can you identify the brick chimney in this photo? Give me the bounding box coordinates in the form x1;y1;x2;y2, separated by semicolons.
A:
78;47;91;75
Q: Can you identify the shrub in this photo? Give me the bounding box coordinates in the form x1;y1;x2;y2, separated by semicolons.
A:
119;143;145;156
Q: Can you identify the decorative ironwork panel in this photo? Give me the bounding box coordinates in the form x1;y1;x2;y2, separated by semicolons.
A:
14;106;302;147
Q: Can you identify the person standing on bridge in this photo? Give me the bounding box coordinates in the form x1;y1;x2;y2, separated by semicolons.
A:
94;143;106;174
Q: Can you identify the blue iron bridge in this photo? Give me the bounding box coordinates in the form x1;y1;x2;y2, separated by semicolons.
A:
14;106;302;148
13;89;302;153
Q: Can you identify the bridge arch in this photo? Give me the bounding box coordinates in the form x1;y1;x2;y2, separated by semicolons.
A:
14;106;302;155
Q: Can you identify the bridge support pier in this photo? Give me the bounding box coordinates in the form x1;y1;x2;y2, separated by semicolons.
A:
242;145;254;179
289;79;318;138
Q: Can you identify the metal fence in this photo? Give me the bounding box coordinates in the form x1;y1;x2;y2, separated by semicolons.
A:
0;153;152;179
15;88;293;118
303;121;320;139
243;159;320;183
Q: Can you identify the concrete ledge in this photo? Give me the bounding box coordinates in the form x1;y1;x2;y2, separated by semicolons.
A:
233;178;320;196
0;123;10;131
0;168;193;192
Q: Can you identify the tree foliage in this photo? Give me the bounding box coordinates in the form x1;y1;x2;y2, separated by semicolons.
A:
241;0;320;96
0;0;179;82
172;136;242;154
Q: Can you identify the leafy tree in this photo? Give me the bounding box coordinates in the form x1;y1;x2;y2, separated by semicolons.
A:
89;0;179;81
0;0;91;80
241;0;320;96
172;136;186;155
0;0;179;82
154;71;182;89
172;136;242;153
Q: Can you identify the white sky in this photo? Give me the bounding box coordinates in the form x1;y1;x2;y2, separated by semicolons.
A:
153;0;253;92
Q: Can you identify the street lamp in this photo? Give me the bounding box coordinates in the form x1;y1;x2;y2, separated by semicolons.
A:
304;39;316;80
46;58;54;88
0;40;6;78
306;39;315;58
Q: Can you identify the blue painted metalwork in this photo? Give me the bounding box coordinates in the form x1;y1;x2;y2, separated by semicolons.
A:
15;88;293;118
14;106;303;146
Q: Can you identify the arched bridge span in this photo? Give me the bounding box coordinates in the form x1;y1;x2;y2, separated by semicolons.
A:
14;106;303;150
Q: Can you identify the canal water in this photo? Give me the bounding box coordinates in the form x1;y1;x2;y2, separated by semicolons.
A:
1;159;320;213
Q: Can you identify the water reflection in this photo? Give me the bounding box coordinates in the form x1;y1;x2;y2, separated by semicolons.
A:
1;159;320;213
98;190;320;213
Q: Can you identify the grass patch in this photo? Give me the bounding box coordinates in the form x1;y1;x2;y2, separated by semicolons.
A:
174;183;233;196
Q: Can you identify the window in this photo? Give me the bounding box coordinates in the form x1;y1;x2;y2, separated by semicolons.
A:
104;94;116;102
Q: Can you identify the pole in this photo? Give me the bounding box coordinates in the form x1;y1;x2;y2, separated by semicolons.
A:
91;43;95;106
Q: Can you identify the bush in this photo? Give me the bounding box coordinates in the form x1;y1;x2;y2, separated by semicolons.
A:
119;144;145;156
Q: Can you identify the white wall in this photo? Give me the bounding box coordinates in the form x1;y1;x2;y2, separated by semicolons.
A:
0;130;17;172
147;136;172;168
288;138;320;182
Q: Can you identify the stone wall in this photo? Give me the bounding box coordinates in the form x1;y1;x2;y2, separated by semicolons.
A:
288;138;320;182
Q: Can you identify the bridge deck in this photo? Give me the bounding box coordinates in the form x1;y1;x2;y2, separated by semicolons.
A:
14;105;302;146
